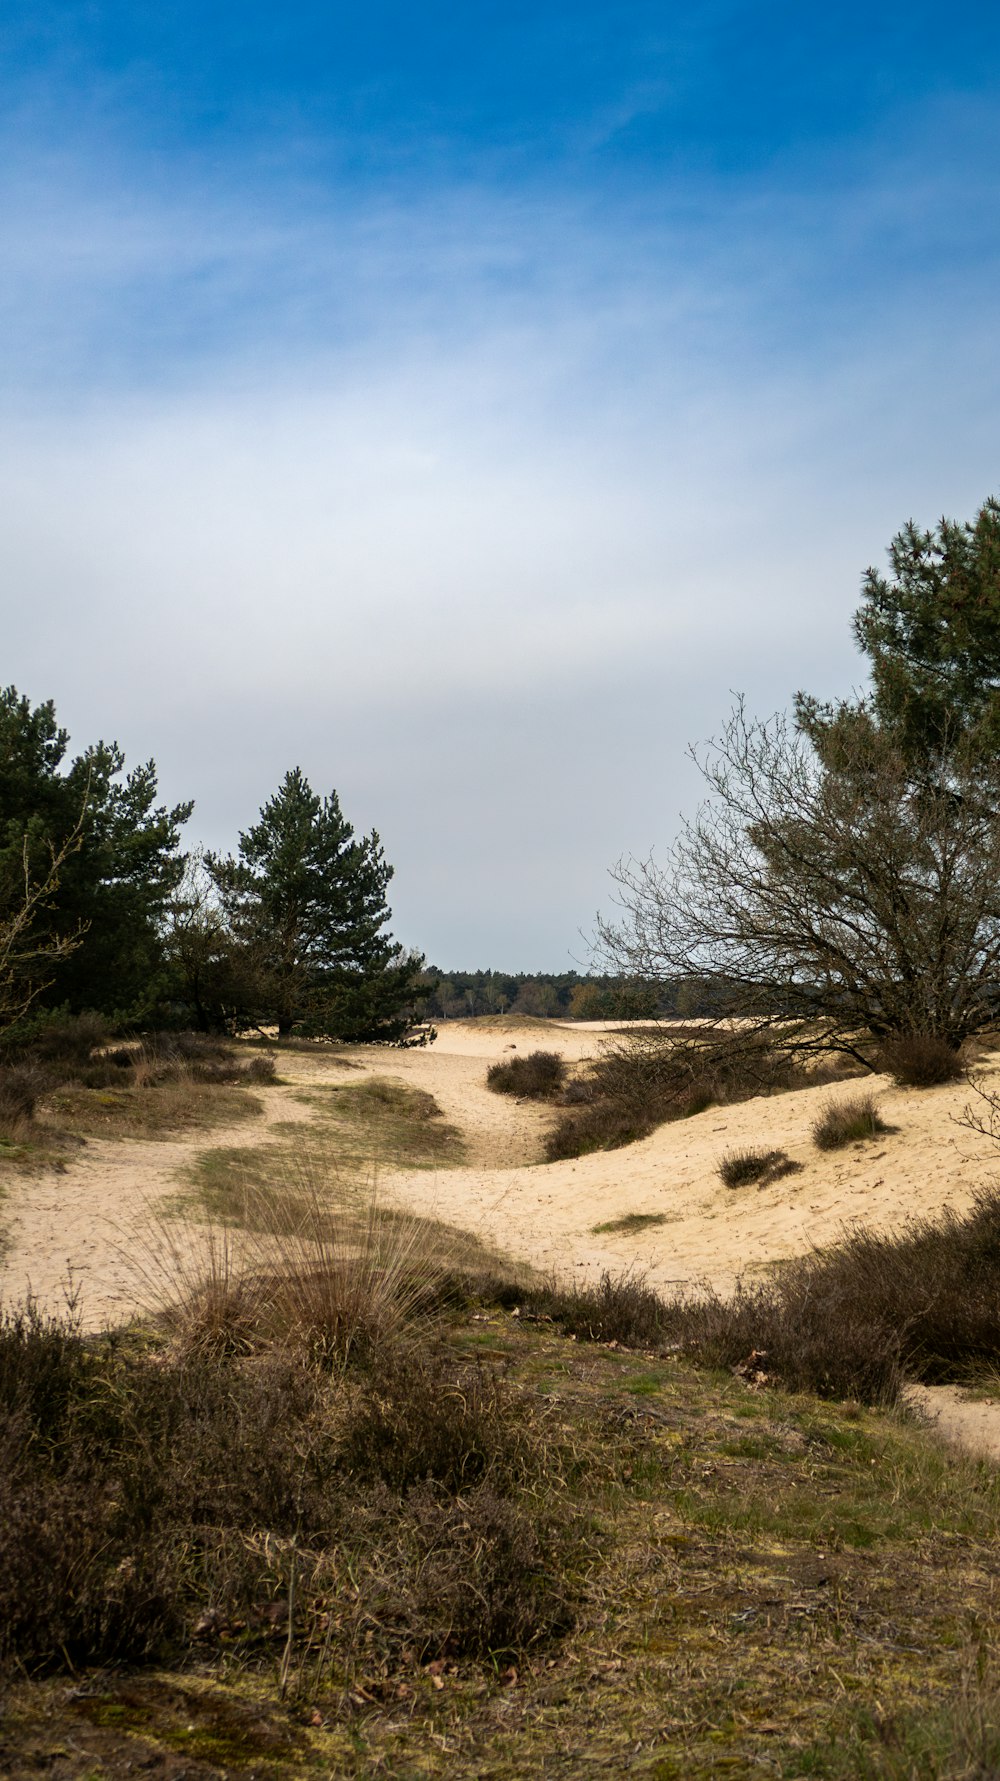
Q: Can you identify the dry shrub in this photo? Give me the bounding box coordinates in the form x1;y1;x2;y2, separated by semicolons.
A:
0;1064;51;1139
879;1032;965;1088
717;1147;795;1188
486;1051;567;1100
519;1269;670;1350
546;1029;799;1161
812;1091;890;1150
340;1346;530;1493
0;1280;571;1679
517;1190;1000;1403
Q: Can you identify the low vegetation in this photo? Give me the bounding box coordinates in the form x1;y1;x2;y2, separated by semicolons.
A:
812;1090;891;1150
178;1075;465;1228
0;1015;274;1164
12;1190;1000;1775
520;1187;1000;1403
717;1145;799;1187
546;1027;856;1161
591;1210;669;1235
879;1030;966;1087
486;1049;567;1100
0;1305;570;1689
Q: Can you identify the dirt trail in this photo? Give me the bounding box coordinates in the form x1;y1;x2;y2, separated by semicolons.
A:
5;1018;1000;1465
0;1027;562;1324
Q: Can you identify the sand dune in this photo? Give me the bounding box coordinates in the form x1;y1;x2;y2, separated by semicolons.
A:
3;1020;999;1334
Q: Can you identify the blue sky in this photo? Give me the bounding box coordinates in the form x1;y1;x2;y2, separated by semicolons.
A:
4;2;1000;966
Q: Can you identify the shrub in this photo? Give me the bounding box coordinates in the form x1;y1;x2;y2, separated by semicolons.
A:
486;1051;567;1100
0;1295;571;1678
519;1270;670;1350
545;1030;801;1162
0;1064;51;1137
511;1191;1000;1403
340;1347;529;1493
717;1147;793;1188
812;1092;890;1150
879;1032;965;1088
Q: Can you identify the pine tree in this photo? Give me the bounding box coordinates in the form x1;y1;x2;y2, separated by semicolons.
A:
208;768;423;1040
0;686;191;1021
844;496;1000;759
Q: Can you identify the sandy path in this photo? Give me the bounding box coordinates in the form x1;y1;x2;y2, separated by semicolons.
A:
0;1025;574;1324
0;1082;323;1325
4;1020;999;1343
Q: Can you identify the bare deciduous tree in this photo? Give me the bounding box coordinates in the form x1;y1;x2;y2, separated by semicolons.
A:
599;701;1000;1061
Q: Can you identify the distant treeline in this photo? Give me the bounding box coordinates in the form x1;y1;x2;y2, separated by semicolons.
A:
413;970;713;1022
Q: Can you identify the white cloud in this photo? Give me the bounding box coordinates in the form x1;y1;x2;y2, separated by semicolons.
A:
3;111;1000;963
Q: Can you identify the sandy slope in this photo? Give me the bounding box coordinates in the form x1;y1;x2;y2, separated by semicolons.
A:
381;1025;1000;1298
4;1020;999;1334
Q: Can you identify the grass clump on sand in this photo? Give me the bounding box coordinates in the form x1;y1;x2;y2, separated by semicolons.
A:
812;1090;891;1150
486;1050;567;1100
591;1211;669;1235
717;1146;802;1188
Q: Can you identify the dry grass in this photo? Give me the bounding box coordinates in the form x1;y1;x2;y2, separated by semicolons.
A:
591;1211;669;1235
178;1074;465;1228
0;1026;276;1166
717;1145;802;1187
812;1090;892;1150
44;1076;266;1140
143;1188;467;1366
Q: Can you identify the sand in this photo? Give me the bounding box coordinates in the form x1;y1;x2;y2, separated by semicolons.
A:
4;1018;1000;1458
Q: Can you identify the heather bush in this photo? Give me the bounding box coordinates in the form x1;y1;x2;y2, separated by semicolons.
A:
546;1029;801;1161
515;1191;1000;1403
0;1294;570;1678
486;1050;567;1100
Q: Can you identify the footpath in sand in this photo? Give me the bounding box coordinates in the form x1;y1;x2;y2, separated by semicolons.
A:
5;1018;1000;1324
6;1017;1000;1459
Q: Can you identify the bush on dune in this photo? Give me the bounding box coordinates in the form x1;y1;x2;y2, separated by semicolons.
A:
879;1031;965;1087
545;1029;811;1161
486;1050;567;1100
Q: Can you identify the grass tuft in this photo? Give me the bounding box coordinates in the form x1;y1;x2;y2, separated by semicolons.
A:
717;1146;799;1187
812;1090;891;1150
591;1211;669;1235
